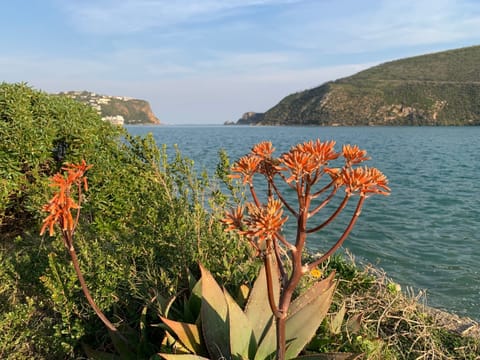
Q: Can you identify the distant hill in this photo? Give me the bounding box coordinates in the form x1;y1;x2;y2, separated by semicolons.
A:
58;91;161;125
237;45;480;126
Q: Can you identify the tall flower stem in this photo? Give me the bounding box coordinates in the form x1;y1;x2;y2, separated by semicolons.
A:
307;195;366;270
65;233;118;333
40;161;124;340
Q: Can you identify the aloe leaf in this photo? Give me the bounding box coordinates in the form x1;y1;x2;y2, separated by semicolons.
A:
157;354;211;360
183;279;202;323
250;256;281;360
284;273;337;359
224;287;256;359
245;256;280;345
236;283;250;308
162;330;192;354
159;317;206;355
289;271;336;316
199;264;231;360
330;302;346;335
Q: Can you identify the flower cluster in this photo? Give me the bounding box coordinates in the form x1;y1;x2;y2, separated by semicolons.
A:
341;166;390;197
222;197;288;253
40;160;92;236
222;139;390;254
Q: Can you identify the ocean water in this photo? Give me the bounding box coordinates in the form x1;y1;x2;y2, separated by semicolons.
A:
126;125;480;320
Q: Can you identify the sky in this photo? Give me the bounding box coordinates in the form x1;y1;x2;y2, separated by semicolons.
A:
1;0;480;124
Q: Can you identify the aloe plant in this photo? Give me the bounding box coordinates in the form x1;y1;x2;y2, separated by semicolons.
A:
158;263;348;360
221;140;390;359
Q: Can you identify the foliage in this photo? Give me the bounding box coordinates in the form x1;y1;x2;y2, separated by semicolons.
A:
158;264;349;360
309;255;480;359
0;83;254;358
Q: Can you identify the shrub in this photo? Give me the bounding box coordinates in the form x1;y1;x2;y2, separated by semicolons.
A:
0;83;254;358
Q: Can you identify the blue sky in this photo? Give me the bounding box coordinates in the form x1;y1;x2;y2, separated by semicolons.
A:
1;0;480;124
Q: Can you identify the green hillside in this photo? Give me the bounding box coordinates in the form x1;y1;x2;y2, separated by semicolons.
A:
251;45;480;126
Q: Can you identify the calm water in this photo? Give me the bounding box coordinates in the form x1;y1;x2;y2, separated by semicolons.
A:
127;125;480;320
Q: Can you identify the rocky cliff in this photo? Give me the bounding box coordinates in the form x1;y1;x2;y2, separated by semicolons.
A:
59;91;161;125
236;45;480;126
235;111;265;125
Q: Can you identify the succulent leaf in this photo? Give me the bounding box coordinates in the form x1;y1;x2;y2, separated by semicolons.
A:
289;271;336;316
224;287;256;359
346;313;363;334
183;279;202;323
251;257;281;360
284;273;337;359
199;264;231;359
159;317;206;355
245;258;280;345
330;302;346;335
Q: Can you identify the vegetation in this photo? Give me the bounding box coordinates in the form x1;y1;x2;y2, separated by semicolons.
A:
244;45;480;126
0;83;254;358
1;82;479;359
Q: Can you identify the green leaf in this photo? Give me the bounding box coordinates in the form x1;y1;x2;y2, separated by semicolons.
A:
199;264;231;360
288;271;336;316
284;272;337;359
250;256;280;360
224;287;256;359
245;257;279;345
330;302;346;335
160;317;206;355
189;279;203;321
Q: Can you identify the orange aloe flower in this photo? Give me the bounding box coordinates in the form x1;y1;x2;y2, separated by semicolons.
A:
295;139;340;165
63;159;93;191
243;197;288;248
280;149;318;183
40;161;92;236
230;154;262;184
221;205;245;232
365;167;391;195
324;167;343;186
252;141;275;159
342;144;370;165
341;167;390;196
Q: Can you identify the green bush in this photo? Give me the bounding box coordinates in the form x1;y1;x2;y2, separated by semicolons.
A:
0;83;254;358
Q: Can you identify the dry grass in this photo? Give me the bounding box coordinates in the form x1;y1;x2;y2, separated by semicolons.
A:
309;252;480;359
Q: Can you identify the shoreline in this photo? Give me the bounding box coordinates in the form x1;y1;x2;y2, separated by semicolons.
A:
426;306;480;338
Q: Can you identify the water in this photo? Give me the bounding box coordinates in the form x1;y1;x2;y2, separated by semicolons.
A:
127;125;480;320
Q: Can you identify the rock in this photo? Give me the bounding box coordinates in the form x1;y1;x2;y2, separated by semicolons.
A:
236;111;265;125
